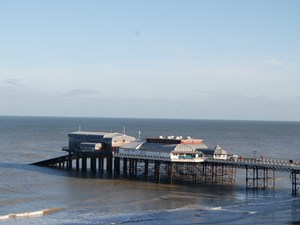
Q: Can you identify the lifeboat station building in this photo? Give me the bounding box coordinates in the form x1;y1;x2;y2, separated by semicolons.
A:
64;131;136;153
116;136;210;162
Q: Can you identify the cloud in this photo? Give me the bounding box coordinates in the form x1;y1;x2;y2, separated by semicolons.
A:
263;59;295;71
2;78;25;87
265;59;287;67
0;82;300;121
58;89;101;98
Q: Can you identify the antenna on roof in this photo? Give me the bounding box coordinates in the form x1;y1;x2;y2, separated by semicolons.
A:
122;126;126;140
138;130;141;139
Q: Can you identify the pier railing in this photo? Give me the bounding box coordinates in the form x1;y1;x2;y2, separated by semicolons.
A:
206;157;300;173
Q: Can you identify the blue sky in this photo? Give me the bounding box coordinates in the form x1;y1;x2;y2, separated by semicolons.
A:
0;0;300;121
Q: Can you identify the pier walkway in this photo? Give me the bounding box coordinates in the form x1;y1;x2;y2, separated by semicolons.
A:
32;153;300;196
206;157;300;195
206;157;300;172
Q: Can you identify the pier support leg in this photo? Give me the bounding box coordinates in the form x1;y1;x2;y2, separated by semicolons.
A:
232;166;237;183
123;158;128;176
129;159;133;177
107;157;113;175
68;153;72;169
144;160;149;181
76;154;80;171
91;157;96;173
114;157;120;177
167;162;173;184
263;168;269;189
292;170;300;196
129;159;135;177
203;163;207;184
211;164;215;184
246;167;258;189
246;167;249;188
82;154;87;173
154;161;161;183
134;159;138;177
246;167;275;190
179;163;184;182
98;156;104;174
273;170;276;190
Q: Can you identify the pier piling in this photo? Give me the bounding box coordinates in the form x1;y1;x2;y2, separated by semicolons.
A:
292;170;300;196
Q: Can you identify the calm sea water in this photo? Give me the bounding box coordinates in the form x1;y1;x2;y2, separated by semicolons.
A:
0;116;300;225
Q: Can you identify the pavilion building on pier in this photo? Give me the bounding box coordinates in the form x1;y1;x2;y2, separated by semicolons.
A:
117;136;211;162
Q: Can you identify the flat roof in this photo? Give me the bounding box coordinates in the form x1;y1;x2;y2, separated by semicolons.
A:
69;131;111;136
68;131;136;139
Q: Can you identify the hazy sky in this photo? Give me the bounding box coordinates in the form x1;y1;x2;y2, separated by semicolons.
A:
0;0;299;121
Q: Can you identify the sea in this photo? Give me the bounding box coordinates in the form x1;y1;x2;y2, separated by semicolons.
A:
0;116;300;225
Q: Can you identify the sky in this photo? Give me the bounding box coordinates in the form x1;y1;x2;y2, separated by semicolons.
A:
0;0;300;121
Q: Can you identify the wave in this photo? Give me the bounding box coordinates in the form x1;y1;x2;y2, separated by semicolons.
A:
0;207;64;220
164;204;204;213
208;206;223;211
205;206;258;215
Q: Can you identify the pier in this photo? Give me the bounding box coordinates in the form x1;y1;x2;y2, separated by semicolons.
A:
32;131;300;196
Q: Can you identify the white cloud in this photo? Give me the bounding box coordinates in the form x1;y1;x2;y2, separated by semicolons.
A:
0;54;299;121
2;78;25;87
264;59;287;67
0;83;299;121
57;89;102;98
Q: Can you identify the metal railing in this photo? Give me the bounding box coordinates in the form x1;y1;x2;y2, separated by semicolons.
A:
206;157;300;172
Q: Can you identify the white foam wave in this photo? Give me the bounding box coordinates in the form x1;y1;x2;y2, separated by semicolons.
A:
208;206;222;211
206;206;258;215
166;204;203;212
0;208;64;220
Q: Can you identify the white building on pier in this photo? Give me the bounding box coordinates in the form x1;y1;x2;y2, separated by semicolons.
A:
116;135;209;162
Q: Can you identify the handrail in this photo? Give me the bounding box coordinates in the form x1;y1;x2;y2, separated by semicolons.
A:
207;157;300;166
206;157;300;172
